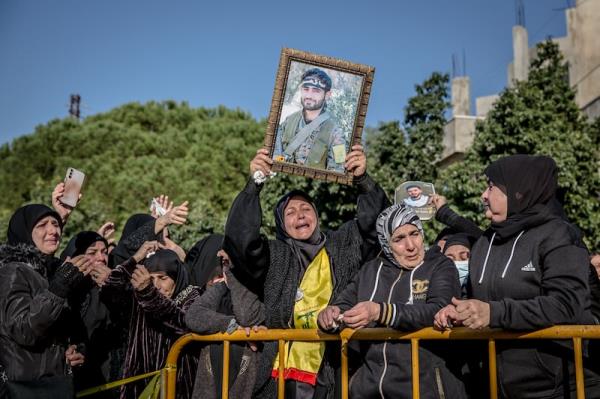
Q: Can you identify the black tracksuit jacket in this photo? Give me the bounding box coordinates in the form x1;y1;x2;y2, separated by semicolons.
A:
332;249;467;399
469;217;600;399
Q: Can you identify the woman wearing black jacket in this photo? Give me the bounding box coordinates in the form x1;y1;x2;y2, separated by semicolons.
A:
222;146;389;399
318;203;466;399
0;204;89;399
435;154;600;398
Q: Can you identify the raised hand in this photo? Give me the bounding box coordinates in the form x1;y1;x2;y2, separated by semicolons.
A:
250;148;273;178
52;182;78;223
132;241;160;263
131;265;152;291
344;145;367;177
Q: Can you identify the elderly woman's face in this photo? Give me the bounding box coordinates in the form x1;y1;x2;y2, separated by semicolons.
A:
85;241;108;268
151;272;175;298
283;196;317;241
481;181;508;222
31;216;61;255
390;224;425;269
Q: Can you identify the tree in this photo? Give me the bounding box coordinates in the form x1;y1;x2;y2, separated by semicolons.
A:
441;40;600;249
0;102;265;250
369;72;450;195
368;72;450;242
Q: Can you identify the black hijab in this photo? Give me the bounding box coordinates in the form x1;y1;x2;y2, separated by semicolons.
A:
484;154;558;239
110;213;155;268
443;233;476;253
274;190;326;271
7;204;63;247
184;234;224;288
121;214;154;240
60;231;108;261
143;249;190;297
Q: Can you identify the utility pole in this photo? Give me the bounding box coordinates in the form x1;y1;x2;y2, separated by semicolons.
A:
69;94;81;119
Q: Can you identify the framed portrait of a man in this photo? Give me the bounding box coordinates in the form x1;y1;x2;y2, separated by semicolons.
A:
264;48;375;185
395;181;436;220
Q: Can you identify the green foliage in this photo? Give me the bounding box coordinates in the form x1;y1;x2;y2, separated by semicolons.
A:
368;72;450;242
0;101;264;250
369;72;450;194
441;40;600;249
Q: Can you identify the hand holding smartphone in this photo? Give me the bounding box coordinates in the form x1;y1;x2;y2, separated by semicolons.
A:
61;167;86;208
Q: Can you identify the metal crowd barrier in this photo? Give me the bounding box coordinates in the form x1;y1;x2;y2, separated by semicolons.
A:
164;326;600;399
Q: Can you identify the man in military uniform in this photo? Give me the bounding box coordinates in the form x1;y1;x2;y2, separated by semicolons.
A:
273;68;347;173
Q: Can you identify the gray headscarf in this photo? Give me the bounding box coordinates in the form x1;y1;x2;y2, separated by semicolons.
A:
376;204;424;266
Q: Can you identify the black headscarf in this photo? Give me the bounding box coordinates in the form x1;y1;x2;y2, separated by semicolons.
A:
121;214;154;240
7;204;63;247
274;190;326;271
484;154;558;239
60;231;108;261
110;213;156;268
443;233;476;253
184;234;224;288
143;249;190;297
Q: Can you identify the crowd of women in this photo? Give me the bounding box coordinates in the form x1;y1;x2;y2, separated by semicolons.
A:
1;145;599;399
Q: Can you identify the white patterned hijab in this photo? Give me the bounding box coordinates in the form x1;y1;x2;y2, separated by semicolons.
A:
376;204;424;266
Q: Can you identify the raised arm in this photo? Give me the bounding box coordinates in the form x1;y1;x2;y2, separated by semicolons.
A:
222;149;272;297
346;145;390;260
432;195;484;239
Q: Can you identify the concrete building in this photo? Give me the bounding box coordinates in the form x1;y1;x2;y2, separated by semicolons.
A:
440;0;600;166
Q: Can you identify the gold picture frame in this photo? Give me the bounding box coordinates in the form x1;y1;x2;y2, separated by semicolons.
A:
264;48;375;185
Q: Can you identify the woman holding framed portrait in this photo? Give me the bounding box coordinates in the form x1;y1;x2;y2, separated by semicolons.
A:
222;145;389;399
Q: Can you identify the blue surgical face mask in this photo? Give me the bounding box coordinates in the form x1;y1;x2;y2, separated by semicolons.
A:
454;260;469;286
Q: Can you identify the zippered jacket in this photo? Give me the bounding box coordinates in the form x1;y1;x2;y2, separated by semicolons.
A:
469;216;600;398
333;249;467;399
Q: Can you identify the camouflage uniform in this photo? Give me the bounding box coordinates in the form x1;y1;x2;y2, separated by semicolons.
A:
273;108;347;173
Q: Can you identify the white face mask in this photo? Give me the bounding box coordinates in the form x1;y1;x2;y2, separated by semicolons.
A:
454;260;469;287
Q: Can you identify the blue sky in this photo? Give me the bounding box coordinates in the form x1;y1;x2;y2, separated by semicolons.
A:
0;0;568;145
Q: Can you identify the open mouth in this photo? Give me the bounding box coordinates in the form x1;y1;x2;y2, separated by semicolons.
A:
295;222;311;231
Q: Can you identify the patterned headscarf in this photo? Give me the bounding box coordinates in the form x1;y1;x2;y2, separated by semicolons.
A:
376;204;423;265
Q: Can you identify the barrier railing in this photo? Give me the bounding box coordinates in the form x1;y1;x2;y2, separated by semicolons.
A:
164;326;600;399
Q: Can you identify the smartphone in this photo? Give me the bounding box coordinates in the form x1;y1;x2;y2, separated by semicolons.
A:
62;167;86;208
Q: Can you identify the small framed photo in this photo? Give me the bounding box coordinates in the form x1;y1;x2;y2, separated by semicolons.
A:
395;181;436;221
264;48;375;185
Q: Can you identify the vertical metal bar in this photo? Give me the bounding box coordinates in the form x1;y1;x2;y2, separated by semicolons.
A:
222;341;230;399
278;339;286;399
159;368;167;399
488;339;498;399
411;338;420;399
341;338;349;399
166;365;177;399
573;337;585;399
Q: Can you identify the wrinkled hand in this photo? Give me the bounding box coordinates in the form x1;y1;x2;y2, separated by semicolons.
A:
158;201;189;229
52;182;77;223
344;145;367;177
433;303;461;330
131;265;152;291
238;325;267;352
158;233;186;262
65;345;85;367
65;255;93;276
132;241;159;263
90;264;111;287
341;301;380;329
430;194;447;211
97;222;115;245
151;195;174;218
453;297;490;330
250;148;273;177
317;306;342;331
